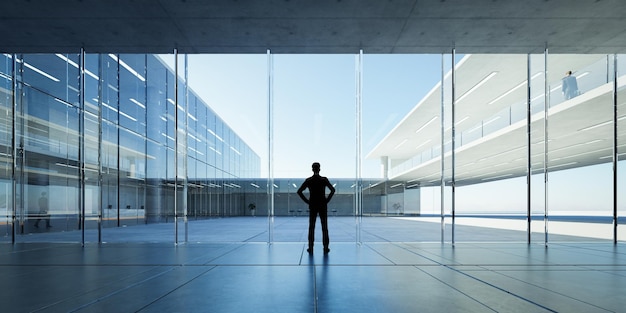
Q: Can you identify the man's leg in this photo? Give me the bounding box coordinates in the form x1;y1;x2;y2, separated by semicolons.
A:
308;209;317;252
320;209;329;253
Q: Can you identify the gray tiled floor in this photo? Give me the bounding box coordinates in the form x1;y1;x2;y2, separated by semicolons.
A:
1;217;625;312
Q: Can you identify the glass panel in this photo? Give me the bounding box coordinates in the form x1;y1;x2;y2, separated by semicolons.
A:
547;54;614;242
616;54;626;242
0;54;13;241
530;53;547;243
83;110;101;240
101;120;118;229
447;54;527;241
17;79;81;240
177;54;265;242
102;54;119;124
144;55;169;226
118;126;146;227
442;53;454;243
362;54;445;242
175;54;186;243
118;54;147;136
21;54;80;106
273;54;355;245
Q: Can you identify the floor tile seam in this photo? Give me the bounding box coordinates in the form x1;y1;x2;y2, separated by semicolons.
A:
550;243;626;257
133;266;219;313
0;244;78;257
445;264;626;273
456;245;558;266
414;265;500;313
197;243;248;265
569;264;626;277
363;242;400;265
358;228;394;243
200;242;251;264
390;242;460;265
478;265;616;312
410;243;624;265
437;265;561;313
37;265;186;313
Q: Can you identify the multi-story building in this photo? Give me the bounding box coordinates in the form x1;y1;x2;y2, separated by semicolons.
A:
0;53;260;237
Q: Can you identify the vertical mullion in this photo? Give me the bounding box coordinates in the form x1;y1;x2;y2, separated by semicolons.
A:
543;45;550;246
526;53;532;244
79;49;86;245
267;49;274;244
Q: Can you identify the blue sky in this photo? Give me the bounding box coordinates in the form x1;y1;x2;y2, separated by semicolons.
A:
164;53;444;179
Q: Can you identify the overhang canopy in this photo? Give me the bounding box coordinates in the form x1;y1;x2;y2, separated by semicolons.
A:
2;0;626;54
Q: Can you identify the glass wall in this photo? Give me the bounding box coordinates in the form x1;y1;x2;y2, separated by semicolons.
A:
0;54;13;240
0;52;260;243
17;54;81;240
0;51;624;244
371;52;625;243
546;54;615;242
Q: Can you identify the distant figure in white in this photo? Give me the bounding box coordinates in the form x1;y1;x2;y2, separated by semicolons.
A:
562;70;579;100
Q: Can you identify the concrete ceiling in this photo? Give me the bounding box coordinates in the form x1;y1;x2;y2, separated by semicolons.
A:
2;0;626;54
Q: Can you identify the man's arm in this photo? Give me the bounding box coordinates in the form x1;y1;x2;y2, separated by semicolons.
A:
297;181;309;204
325;178;336;203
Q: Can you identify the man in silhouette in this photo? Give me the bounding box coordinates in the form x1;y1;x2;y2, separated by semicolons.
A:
297;162;335;254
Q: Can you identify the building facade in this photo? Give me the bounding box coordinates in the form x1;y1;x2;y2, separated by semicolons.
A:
0;53;260;241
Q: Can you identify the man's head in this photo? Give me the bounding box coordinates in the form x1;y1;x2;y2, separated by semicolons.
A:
312;162;321;173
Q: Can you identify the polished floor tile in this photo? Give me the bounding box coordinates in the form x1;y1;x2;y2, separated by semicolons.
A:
0;217;624;312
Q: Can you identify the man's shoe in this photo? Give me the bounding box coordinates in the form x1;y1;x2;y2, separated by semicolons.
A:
307;248;313;254
323;248;330;254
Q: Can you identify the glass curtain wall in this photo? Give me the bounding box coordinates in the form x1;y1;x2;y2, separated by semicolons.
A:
272;54;356;244
360;51;625;243
1;51;625;244
15;53;81;241
0;52;260;243
0;54;13;241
